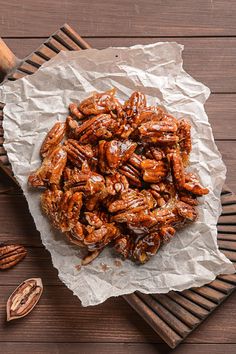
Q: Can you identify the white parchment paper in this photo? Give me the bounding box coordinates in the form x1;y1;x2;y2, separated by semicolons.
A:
0;42;234;306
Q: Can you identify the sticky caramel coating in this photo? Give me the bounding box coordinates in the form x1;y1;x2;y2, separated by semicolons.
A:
28;89;209;265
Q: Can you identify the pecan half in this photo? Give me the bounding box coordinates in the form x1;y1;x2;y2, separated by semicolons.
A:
141;159;168;183
0;244;27;270
79;89;122;116
69;103;84;120
28;146;67;188
64;139;94;168
40;122;66;158
133;232;162;264
98;139;137;173
139;119;178;144
6;278;43;321
177;119;192;166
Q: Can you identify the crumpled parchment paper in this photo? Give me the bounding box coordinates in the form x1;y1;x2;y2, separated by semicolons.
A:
0;42;234;306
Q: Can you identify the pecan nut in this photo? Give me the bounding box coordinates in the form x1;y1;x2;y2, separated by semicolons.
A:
0;244;27;270
98;139;137;173
28;146;67;188
40;122;66;158
6;278;43;321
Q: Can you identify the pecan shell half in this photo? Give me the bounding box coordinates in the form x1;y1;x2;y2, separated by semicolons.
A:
6;278;43;321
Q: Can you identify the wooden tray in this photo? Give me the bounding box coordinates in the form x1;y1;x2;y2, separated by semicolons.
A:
0;24;235;349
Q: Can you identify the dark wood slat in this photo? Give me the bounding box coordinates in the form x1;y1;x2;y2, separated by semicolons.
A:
16;62;37;74
1;1;236;37
53;30;83;51
181;290;217;311
36;44;58;60
192;287;225;303
1;343;236;354
137;292;191;337
47;37;71;53
152;294;200;328
167;292;210;319
218;240;236;251
217;274;236;285
221;204;236;215
221;194;236;206
218;225;236;233
218;233;236;241
218;215;236;225
124;293;181;348
62;24;91;49
208;279;235;294
221;250;236;262
26;52;47;67
4;38;236;93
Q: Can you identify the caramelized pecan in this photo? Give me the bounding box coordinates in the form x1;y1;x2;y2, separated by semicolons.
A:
28;146;67;188
40;122;66;158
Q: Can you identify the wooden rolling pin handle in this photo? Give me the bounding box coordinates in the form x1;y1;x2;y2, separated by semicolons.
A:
0;38;18;82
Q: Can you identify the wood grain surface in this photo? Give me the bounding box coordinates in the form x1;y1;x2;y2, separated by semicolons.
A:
0;1;236;353
1;1;236;37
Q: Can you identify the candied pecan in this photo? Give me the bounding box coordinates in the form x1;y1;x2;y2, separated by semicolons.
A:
108;189;148;214
141;159;168;183
150;181;176;207
183;173;209;196
133;232;162;264
66;222;86;246
114;235;135;259
152;206;181;226
108;189;157;229
83;222;119;251
40;122;66;158
119;153;143;187
177;119;191;166
179;193;198;206
79;89;122;116
168;151;185;189
98;140;137;174
41;188;83;232
69;103;84;120
139;119;178;144
175;200;197;222
28;146;67;188
78;114;118;144
66;116;82;138
105;173;129;195
145;147;165;161
159;226;176;244
64;139;94;168
116;92;147;138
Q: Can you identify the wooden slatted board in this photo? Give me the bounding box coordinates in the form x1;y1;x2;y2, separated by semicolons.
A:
0;24;235;349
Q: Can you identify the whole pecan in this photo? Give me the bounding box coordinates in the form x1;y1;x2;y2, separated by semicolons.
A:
6;278;43;321
0;244;27;270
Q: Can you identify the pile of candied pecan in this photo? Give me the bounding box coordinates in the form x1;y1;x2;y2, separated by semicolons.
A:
28;89;209;265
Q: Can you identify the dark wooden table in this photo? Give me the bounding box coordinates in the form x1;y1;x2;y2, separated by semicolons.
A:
0;1;236;353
